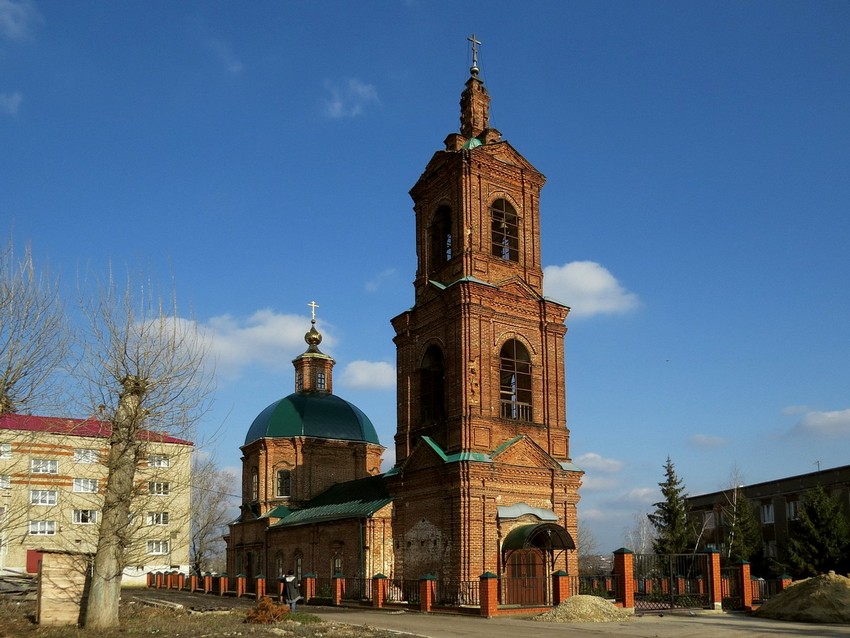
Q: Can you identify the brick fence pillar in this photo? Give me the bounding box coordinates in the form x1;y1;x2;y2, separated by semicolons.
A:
235;574;246;598
255;575;266;599
419;573;436;612
332;574;344;606
705;549;722;610
552;570;571;605
778;574;792;591
613;548;635;609
479;572;499;618
303;574;317;602
190;574;199;592
736;562;753;611
371;574;387;608
218;574;229;596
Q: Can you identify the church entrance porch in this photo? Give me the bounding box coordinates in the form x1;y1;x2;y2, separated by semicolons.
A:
500;523;575;606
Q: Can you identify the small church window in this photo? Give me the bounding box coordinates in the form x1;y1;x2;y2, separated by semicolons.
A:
428;206;453;271
491;199;519;262
332;555;343;576
276;470;291;497
419;346;446;426
251;468;259;502
316;371;326;390
296;373;303;392
500;340;532;421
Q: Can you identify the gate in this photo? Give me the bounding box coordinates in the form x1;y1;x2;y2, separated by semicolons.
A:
502;550;547;606
633;553;710;611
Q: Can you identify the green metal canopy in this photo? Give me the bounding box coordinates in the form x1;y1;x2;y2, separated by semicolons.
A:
502;523;576;552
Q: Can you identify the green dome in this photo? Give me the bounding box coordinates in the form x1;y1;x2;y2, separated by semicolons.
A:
244;392;380;446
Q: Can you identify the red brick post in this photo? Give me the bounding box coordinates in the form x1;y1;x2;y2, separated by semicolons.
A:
203;573;213;593
479;572;499;618
146;572;154;588
705;549;722;610
552;570;571;605
304;574;317;602
778;574;792;591
177;573;186;590
236;574;247;598
255;575;266;599
737;562;753;610
371;574;387;608
613;548;635;609
218;574;229;596
419;573;436;612
190;574;199;592
332;574;344;606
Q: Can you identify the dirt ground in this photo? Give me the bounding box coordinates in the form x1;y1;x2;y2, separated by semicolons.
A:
755;572;850;624
0;597;401;638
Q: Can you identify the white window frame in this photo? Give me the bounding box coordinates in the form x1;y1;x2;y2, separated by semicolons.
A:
146;511;170;526
28;520;56;535
761;503;775;524
73;478;98;493
147;540;169;555
73;448;99;464
73;509;98;524
0;443;11;459
30;489;57;505
31;459;58;474
147;454;170;468
148;481;170;496
786;499;800;521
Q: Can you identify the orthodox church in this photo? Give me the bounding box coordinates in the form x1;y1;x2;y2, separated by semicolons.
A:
225;53;583;592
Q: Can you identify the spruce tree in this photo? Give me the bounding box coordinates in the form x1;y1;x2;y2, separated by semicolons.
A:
647;457;692;554
785;485;850;577
725;489;761;563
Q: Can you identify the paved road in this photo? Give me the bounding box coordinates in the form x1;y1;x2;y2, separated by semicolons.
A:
125;588;850;638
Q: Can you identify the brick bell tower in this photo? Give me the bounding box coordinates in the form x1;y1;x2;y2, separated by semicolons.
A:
390;40;582;586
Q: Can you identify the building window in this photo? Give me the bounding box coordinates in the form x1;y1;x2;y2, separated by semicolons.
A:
251;468;259;501
0;443;11;459
31;459;58;474
0;475;9;490
490;198;519;262
147;511;170;526
499;339;532;421
29;520;56;535
332;555;343;576
418;345;446;426
73;478;98;493
786;499;800;521
147;455;170;468
73;509;98;524
761;503;774;524
30;490;57;505
73;448;99;463
149;482;170;496
276;470;291;497
316;371;326;390
296;373;303;392
147;540;170;555
763;540;777;558
428;205;453;270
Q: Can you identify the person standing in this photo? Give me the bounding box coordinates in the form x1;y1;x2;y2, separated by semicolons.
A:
283;570;301;613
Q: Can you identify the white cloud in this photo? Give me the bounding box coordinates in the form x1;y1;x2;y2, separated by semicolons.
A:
575;452;623;473
339;360;395;390
322;78;379;119
581;475;621;491
607;487;657;507
690;433;727;448
782;405;809;416
206;39;242;74
794;408;850;438
0;91;22;116
203;310;323;380
365;268;396;293
543;261;640;318
0;0;39;40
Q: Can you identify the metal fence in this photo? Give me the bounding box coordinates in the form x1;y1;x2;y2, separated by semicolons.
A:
633;553;710;611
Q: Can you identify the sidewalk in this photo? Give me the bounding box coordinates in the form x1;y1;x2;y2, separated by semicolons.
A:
124;588;850;638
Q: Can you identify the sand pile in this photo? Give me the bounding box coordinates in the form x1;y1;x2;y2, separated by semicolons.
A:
533;595;633;623
754;572;850;623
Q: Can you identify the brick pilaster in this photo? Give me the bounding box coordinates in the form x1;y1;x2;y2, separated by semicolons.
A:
613;548;635;609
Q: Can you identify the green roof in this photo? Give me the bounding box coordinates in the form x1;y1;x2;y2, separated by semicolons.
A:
244;392;380;446
272;474;391;527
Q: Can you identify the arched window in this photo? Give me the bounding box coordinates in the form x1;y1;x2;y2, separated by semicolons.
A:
276;470;291;497
500;340;532;421
251;467;259;501
428;206;453;270
491;199;519;262
419;345;445;425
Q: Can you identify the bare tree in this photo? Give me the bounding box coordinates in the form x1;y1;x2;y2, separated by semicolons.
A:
577;520;605;575
190;455;237;575
624;511;656;554
79;276;211;630
0;240;67;414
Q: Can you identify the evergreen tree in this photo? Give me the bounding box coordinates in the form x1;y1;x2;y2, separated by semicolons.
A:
647;457;693;554
785;485;850;577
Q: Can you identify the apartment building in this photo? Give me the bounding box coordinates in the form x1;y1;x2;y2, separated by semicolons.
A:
0;413;192;581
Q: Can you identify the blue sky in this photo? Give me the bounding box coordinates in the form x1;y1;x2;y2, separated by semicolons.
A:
2;1;849;553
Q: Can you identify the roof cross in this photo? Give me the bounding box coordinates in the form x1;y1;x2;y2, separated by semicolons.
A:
468;33;482;75
308;300;319;323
